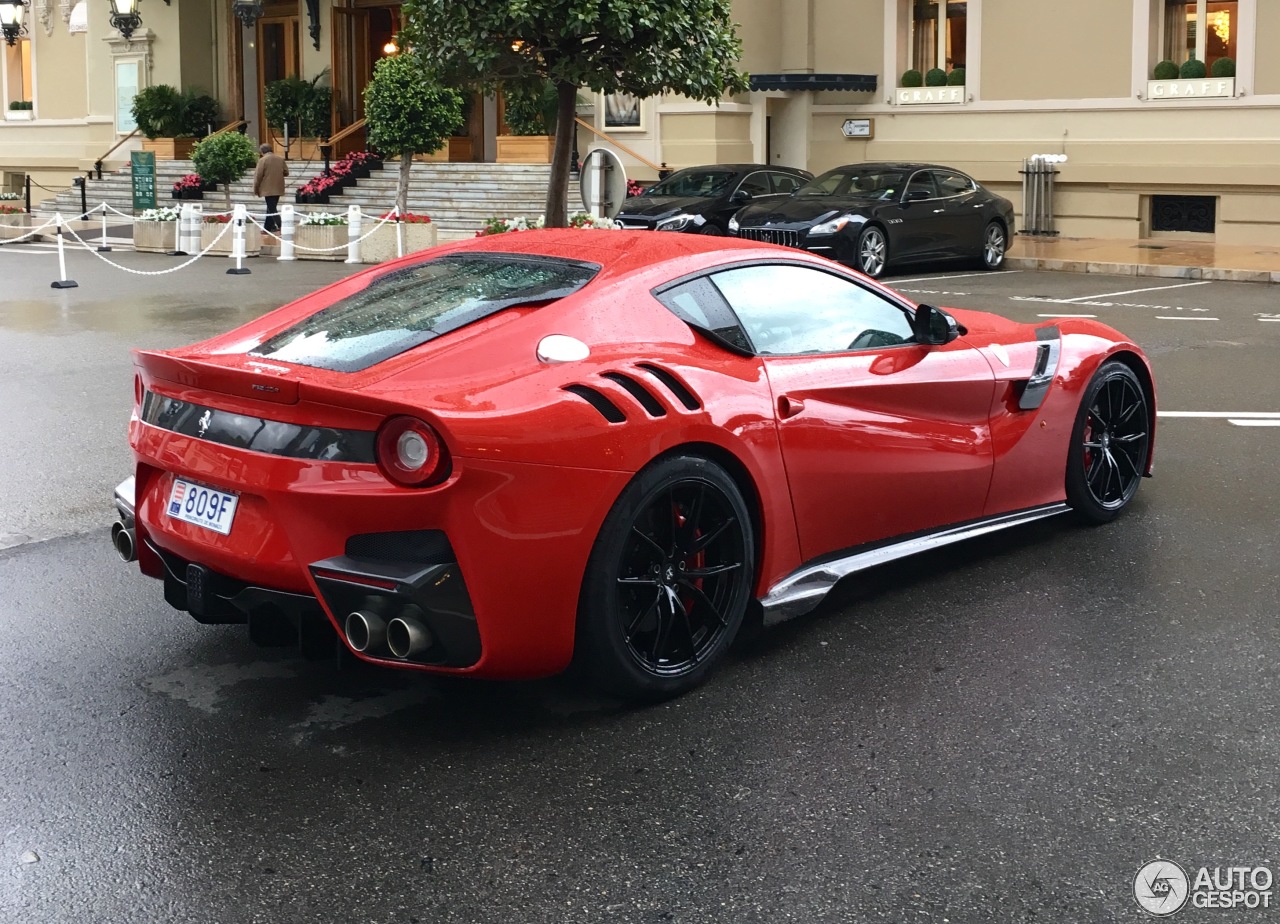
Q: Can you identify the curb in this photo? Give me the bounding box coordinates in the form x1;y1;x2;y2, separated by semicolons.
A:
1006;256;1280;284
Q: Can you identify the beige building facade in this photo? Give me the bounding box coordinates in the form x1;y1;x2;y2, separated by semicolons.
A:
1;0;1276;244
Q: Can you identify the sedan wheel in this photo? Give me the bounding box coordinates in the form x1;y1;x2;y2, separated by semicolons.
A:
576;455;754;699
1066;361;1150;523
699;223;725;236
856;226;888;278
982;221;1007;270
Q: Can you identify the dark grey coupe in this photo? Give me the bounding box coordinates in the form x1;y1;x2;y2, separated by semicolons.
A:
728;162;1015;278
614;164;812;236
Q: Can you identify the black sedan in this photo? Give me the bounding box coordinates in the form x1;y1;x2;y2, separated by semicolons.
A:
614;163;812;235
728;162;1015;278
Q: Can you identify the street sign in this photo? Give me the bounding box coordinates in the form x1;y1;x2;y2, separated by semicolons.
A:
841;118;874;139
130;150;156;210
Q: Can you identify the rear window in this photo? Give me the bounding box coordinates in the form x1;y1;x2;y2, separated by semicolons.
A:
251;254;599;372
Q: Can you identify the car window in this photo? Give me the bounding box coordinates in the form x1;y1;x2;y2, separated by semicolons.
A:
709;264;915;355
644;168;736;198
769;173;804;194
906;171;938;199
934;170;977;197
654;279;753;354
797;167;905;200
737;172;772;197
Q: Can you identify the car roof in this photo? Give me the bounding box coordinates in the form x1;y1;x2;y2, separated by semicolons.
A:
673;163;809;175
822;162;967;173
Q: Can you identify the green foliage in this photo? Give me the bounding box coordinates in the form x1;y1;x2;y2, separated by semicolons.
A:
1152;59;1179;80
946;67;966;86
925;68;948;87
264;73;332;137
1211;56;1235;78
131;84;185;139
503;81;559;135
1179;56;1206;79
191;132;257;188
181;91;221;137
900;69;923;88
7;100;32;110
364;55;465;156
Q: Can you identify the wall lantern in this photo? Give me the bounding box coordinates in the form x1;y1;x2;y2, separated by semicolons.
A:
0;0;29;47
231;0;262;29
107;0;143;39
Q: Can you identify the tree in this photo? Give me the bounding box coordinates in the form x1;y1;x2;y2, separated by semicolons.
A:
191;131;257;210
364;54;466;218
401;0;750;227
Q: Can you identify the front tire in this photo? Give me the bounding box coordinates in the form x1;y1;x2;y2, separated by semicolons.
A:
1066;361;1150;523
698;223;725;236
981;221;1007;270
575;455;755;700
855;225;889;278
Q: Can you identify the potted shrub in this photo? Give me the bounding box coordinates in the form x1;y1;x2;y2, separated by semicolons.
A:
133;206;180;253
1179;56;1207;79
191;131;257;211
1211;57;1235;78
5;100;33;121
496;81;558;164
364;54;464;217
947;67;966;86
925;68;948;87
264;73;332;160
1152;60;1179;80
182;91;221;139
360;211;437;263
1147;55;1234;99
171;174;205;200
131;85;197;159
900;69;923;88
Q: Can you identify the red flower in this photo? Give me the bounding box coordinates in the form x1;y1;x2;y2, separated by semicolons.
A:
379;211;431;223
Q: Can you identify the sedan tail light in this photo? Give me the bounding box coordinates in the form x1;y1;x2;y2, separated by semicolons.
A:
375;416;451;487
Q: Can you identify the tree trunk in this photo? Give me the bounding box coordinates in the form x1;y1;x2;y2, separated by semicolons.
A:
225;183;232;213
544;81;578;228
397;151;412;217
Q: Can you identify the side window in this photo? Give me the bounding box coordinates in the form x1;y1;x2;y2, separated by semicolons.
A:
653;279;753;354
934;170;976;197
709;265;915;355
737;172;772;197
769;173;803;194
906;171;938;200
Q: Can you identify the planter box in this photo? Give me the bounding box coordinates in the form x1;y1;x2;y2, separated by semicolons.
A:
273;138;323;161
0;212;38;241
201;221;262;257
359;221;437;264
134;220;177;253
5;110;33;121
495;135;554;164
1145;77;1235;100
294;223;347;261
413;137;473;163
142;138;197;159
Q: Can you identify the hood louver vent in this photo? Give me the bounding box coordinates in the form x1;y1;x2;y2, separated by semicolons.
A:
563;384;626;423
563;364;704;424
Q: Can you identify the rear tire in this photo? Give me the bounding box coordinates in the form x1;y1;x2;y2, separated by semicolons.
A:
1065;361;1150;524
574;455;754;700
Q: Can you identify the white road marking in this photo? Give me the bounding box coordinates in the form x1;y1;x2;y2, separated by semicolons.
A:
1057;280;1213;304
1259;318;1280;322
1155;316;1219;321
1229;420;1280;427
1159;412;1280;419
0;248;57;255
1037;313;1098;318
892;270;1023;283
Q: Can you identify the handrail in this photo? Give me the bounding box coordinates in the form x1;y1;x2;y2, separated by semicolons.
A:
326;118;367;147
574;118;666;174
208;119;248;138
93;127;140;179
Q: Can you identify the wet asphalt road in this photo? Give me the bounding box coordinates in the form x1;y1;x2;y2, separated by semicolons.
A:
2;246;1279;923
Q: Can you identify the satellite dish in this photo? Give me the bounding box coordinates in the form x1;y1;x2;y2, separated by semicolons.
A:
579;148;627;220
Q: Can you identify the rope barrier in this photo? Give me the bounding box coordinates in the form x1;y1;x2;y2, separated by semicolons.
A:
0;214;60;245
63;220;235;276
246;209;400;252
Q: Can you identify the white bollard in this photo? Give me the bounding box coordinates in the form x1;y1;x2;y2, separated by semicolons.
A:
227;203;250;275
345;204;361;264
395;207;404;259
278;204;296;261
50;213;79;289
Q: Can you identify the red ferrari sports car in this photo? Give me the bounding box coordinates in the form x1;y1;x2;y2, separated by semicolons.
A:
111;231;1155;698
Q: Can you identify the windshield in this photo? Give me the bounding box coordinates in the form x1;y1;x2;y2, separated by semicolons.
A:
251;254;599;372
644;168;736;198
797;167;908;201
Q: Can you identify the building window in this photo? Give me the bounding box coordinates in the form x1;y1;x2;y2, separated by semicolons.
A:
910;0;967;74
3;38;33;110
1162;0;1237;71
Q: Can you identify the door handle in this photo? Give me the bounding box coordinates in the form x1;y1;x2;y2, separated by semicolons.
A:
932;208;946;214
778;395;805;419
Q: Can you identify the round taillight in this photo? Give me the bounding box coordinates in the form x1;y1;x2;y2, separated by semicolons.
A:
375;416;450;487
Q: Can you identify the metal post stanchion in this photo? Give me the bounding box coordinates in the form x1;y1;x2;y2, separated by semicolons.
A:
97;203;111;252
278;204;296;261
345;204;361;264
24;175;31;215
50;213;79;289
227;203;250;275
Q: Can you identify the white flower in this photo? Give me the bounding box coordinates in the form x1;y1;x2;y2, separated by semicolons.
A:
138;207;181;222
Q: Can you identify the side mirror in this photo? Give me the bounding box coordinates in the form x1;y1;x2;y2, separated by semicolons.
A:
913;304;961;345
730;189;751;205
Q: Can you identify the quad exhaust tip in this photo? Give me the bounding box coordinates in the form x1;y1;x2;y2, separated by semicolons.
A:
344;610;387;654
111;521;137;563
387;616;433;660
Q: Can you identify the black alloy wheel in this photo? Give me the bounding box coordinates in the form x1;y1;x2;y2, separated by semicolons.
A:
1066;361;1150;523
576;455;754;699
855;225;888;278
981;221;1006;270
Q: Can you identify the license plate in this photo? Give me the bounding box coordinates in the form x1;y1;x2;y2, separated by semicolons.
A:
167;478;239;536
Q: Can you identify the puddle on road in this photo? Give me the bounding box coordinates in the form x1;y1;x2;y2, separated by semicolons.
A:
0;295;276;336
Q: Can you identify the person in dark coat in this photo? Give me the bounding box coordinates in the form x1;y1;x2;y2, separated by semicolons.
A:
252;144;289;233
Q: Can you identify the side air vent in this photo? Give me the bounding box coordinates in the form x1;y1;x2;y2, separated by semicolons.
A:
601;372;667;418
563;384;626;423
637;363;701;411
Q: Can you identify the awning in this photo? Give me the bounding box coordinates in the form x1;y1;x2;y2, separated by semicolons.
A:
748;73;878;93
